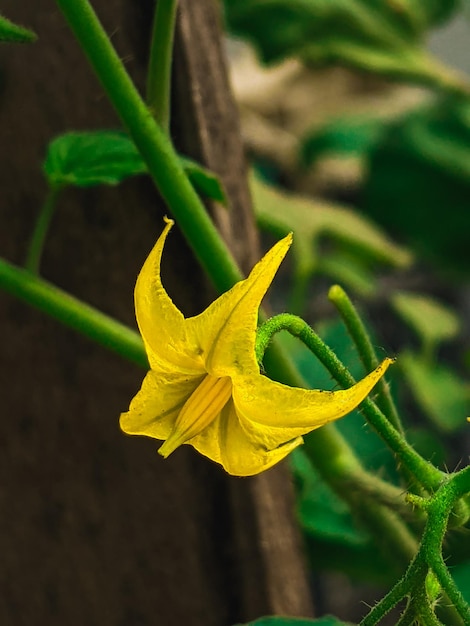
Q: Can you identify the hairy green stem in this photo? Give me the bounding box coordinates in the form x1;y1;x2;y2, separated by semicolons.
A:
146;0;179;132
395;605;417;626
55;0;242;295
361;468;470;626
361;568;414;625
426;469;470;622
329;284;404;434
257;313;444;491
0;256;147;369
25;186;61;274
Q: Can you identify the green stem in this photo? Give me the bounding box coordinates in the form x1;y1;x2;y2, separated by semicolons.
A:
362;469;470;626
55;0;242;295
0;256;147;369
426;468;470;623
415;592;445;626
395;608;416;626
24;186;61;274
361;566;416;626
146;0;179;132
257;313;444;491
329;284;404;434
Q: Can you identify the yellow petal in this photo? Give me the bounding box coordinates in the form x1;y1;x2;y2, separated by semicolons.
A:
189;401;303;476
186;232;293;377
233;359;393;450
120;369;204;440
134;218;203;374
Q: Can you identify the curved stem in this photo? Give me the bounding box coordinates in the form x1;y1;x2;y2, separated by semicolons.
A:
257;313;444;491
146;0;179;132
0;256;147;369
329;284;404;433
24;185;61;274
55;0;242;295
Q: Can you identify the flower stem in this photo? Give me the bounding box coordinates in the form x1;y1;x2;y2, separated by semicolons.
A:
0;255;147;369
24;185;61;274
329;284;404;434
146;0;179;132
54;0;242;295
257;313;444;491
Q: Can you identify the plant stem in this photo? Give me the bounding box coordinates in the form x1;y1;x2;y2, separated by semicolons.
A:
257;313;444;491
329;284;404;434
426;468;470;623
0;256;147;369
146;0;179;132
55;0;242;295
24;185;61;274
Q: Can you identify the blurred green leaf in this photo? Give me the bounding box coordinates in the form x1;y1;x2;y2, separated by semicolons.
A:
236;616;353;626
391;291;460;352
362;98;470;274
399;350;470;432
405;427;447;467
451;559;470;603
44;131;148;188
223;0;466;92
317;252;376;297
301;116;387;167
290;445;395;583
0;14;36;43
251;172;411;310
43;130;227;203
291;447;370;546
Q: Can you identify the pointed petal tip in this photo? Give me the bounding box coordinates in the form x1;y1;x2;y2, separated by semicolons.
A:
380;356;396;372
119;411;130;433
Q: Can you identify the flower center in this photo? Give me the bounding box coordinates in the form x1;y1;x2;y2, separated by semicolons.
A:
158;374;232;458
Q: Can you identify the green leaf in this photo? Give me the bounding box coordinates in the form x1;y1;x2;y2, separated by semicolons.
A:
251;172;411;311
451;560;470;603
43;131;148;188
362;98;470;274
301;116;388;167
291;447;370;546
317;252;376;297
43;131;227;203
0;14;36;43
179;157;228;205
223;0;465;92
405;427;447;467
236;615;354;626
391;291;460;351
399;351;470;432
290;444;395;583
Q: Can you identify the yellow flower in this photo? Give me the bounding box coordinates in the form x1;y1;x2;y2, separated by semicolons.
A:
120;218;392;476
